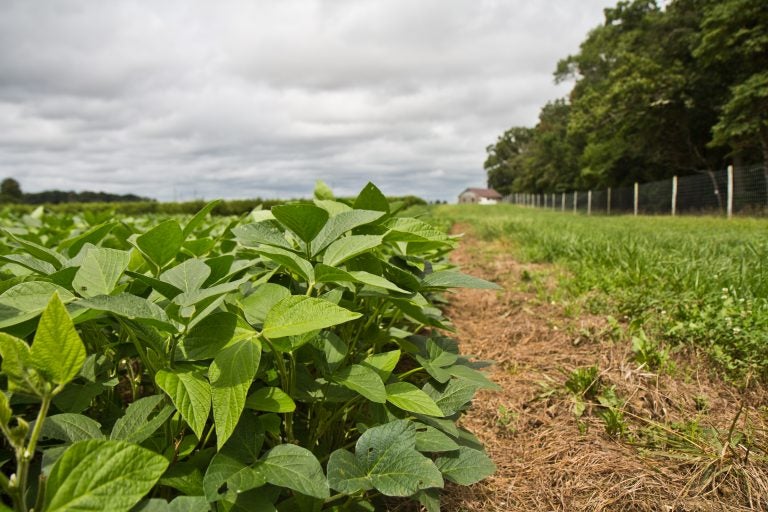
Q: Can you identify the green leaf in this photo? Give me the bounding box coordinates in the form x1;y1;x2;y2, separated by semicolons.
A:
0;282;75;328
3;231;67;270
59;221;117;258
0;332;35;393
361;350;401;381
271;204;329;243
315;331;347;373
183;200;221;239
385;382;445;417
40;414;104;443
421;271;501;290
383;218;450;243
424;378;479;416
314;265;408;294
160;259;211;294
435;447;496;485
262;296;361;339
72;247;131;297
178;311;239;361
255;245;314;282
415;425;460;453
0;253;56;275
44;439;169;512
323;235;383;268
353;182;390;213
314;180;334;200
333;365;386;403
240;283;291;326
80;293;176;332
245;387;296;413
30;292;86;387
124;271;183;300
210;338;261;449
257;444;330;499
347;271;409;293
204;452;266;502
110;395;175;443
0;392;11;426
135;220;184;269
310;210;385;256
448;364;500;390
233;220;293;250
155;367;211;440
326;450;371;494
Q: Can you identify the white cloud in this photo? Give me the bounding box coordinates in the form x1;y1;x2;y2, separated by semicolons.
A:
0;0;613;202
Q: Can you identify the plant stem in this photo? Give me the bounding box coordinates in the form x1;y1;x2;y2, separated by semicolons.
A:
17;393;51;512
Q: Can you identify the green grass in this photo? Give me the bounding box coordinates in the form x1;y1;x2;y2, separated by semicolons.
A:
433;204;768;381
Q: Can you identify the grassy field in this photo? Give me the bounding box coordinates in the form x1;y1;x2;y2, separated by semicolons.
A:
432;204;768;382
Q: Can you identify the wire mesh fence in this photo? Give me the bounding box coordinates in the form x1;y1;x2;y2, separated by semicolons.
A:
505;164;768;217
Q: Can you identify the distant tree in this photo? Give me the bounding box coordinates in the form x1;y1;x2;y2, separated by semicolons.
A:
484;127;534;195
0;178;22;203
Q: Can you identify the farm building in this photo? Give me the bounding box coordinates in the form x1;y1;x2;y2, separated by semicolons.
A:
458;188;503;204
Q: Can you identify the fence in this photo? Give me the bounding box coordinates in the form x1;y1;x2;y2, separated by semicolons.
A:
505;164;768;217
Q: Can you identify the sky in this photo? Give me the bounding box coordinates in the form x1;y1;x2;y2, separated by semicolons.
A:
0;0;615;202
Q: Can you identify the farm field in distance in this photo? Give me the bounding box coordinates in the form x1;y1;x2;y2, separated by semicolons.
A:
430;203;768;510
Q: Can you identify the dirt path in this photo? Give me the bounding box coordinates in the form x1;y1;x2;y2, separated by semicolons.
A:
440;225;767;512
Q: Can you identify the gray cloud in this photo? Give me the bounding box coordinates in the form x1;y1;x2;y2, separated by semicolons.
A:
0;0;612;202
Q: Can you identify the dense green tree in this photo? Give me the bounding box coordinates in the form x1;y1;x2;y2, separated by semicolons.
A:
0;178;22;203
484;127;534;195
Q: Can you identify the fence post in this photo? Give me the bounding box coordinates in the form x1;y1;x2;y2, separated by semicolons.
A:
607;187;611;216
552;193;556;210
561;192;565;212
573;191;578;213
633;182;639;216
671;175;678;216
727;165;734;218
587;190;592;215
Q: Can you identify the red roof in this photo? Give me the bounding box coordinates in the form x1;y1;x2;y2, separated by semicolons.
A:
462;188;502;199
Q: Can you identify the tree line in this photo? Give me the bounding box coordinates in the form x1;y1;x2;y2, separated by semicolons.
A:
0;178;150;205
486;0;767;195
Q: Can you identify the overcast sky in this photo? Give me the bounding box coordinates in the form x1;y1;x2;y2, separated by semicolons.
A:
0;0;614;202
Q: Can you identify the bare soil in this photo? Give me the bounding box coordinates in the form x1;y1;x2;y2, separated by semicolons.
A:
438;225;768;512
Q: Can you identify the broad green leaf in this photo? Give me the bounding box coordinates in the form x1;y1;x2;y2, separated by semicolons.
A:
110;395;175;443
0;282;75;328
383;218;451;243
385;382;445;417
310;210;385;256
271;204;329;243
315;331;347;372
3;231;67;270
326;450;371;494
414;424;460;452
72;247;131;297
203;452;266;502
44;439;169;512
0;253;56;275
314;199;352;216
262;296;361;339
0;392;11;426
178;311;239;360
435;447;496;485
245;387;295;413
256;444;330;499
314;265;408;293
30;293;86;387
448;364;500;390
424;378;479;416
210;338;261;449
0;332;35;393
80;293;176;332
136;220;183;269
347;270;409;293
314;180;334;200
233;221;293;250
254;245;314;282
333;365;386;403
323;235;383;268
421;271;501;290
240;283;291;326
353;182;389;213
173;276;250;309
156;367;211;439
124;271;183;300
361;350;401;381
40;414;104;443
160;259;211;294
183;199;221;239
59;221;117;258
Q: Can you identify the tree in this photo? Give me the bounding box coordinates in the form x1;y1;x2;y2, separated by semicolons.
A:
1;178;22;202
484;127;534;195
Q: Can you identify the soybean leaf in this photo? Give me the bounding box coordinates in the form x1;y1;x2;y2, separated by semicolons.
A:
240;283;291;326
30;293;86;387
311;210;385;256
262;296;361;339
233;221;293;251
110;395;175;443
271;204;329;243
203;452;266;502
245;387;295;413
424;379;479;416
39;413;105;443
183;200;221;239
210;338;261;449
448;364;500;390
421;271;501;290
254;245;314;282
385;382;445;417
0;282;75;328
0;332;39;394
0;392;11;427
414;425;460;453
347;271;409;293
353;182;390;213
160;259;211;294
333;365;386;403
124;271;183;300
177;311;239;361
361;350;401;381
323;235;382;268
0;253;56;275
155;367;211;439
79;293;176;332
72;247;131;297
3;231;67;270
326;450;371;494
382;218;451;243
256;444;330;499
59;221;117;258
314;180;334;200
435;447;496;485
44;439;169;512
135;220;183;270
314;331;347;373
314;265;407;293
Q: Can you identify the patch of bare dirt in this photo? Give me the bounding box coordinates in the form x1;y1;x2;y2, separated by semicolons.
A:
440;224;768;512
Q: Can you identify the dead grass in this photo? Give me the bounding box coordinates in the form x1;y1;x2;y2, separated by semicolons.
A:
438;225;768;512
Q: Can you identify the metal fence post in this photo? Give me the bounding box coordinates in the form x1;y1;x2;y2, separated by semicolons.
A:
727;165;734;218
671;175;678;216
634;182;639;216
573;191;577;214
587;190;592;216
561;192;565;212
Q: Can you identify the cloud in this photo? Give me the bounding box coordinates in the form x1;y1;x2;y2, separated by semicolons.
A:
0;0;612;202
